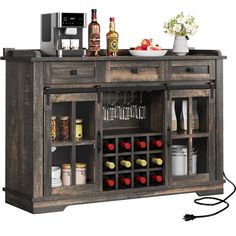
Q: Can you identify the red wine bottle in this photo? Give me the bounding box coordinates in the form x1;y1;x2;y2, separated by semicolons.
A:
103;140;115;152
135;175;147;184
104;177;115;187
151;139;163;148
151;174;163;183
135;140;147;149
120;176;131;186
119;140;131;151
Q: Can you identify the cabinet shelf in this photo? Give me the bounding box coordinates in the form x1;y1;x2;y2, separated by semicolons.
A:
172;132;209;140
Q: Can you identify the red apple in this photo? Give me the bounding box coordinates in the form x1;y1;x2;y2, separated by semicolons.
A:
141;39;151;50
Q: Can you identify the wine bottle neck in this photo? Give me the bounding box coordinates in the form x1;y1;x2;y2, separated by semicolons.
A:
109;22;115;32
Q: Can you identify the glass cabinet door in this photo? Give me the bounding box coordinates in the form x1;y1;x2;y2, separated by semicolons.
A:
167;89;215;184
44;92;99;196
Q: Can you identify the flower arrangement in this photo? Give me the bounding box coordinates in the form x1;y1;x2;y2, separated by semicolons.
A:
164;12;198;38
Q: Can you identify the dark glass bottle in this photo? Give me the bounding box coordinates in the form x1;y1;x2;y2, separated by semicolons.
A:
88;9;100;56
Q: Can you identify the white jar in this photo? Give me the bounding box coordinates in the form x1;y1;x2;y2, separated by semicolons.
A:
62;164;71;186
76;163;86;185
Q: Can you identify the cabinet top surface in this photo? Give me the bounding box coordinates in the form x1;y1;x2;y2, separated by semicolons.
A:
1;49;227;62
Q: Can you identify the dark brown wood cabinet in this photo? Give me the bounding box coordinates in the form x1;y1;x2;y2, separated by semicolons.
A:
2;49;226;213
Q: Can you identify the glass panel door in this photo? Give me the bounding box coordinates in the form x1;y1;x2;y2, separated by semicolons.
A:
44;93;98;196
168;89;215;184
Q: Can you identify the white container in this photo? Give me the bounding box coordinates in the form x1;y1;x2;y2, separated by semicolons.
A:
51;166;61;179
172;36;189;56
172;153;187;176
62;164;71;186
76;163;86;185
70;39;80;50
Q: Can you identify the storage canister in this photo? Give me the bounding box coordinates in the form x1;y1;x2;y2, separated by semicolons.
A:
76;163;86;185
62;163;71;186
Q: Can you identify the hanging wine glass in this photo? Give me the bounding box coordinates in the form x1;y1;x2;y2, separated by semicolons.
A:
119;92;130;120
113;91;122;119
136;91;146;120
103;93;115;121
129;91;137;119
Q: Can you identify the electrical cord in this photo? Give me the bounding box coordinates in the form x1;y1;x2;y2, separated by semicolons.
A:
183;172;236;221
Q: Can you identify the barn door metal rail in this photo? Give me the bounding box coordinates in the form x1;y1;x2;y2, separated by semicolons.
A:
44;81;215;104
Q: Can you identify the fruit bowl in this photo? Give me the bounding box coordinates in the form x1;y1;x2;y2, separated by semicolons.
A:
129;49;168;57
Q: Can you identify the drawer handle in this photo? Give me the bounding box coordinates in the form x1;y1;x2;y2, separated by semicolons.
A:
131;68;138;74
185;67;194;73
70;69;78;76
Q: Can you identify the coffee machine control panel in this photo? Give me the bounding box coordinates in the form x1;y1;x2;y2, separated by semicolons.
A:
61;13;85;27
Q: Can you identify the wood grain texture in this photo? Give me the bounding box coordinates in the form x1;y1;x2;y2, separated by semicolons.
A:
3;50;225;213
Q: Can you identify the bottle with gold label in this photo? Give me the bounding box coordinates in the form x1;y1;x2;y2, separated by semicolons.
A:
106;17;119;57
88;9;100;56
75;119;83;141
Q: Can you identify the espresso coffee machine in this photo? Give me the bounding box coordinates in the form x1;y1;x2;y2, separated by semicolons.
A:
41;13;87;56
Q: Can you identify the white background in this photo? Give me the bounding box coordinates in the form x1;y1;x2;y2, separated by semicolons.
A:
0;0;236;235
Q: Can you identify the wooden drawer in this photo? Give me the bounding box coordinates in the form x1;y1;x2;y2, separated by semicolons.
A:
47;62;97;84
105;61;161;82
171;60;215;80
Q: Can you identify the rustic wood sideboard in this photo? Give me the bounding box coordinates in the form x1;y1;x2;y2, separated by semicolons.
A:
2;49;226;213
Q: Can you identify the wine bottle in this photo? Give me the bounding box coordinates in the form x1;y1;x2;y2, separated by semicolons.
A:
135;139;147;149
120;160;131;168
120;176;131;186
104;177;115;187
151;174;163;183
135;158;147;167
88;9;100;56
119;140;131;151
103;140;115;152
151;139;163;148
104;161;115;170
106;17;119;57
151;157;163;166
135;175;147;185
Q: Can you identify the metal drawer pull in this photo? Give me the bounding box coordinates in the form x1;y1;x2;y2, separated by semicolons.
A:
70;69;78;75
185;67;194;73
131;68;138;74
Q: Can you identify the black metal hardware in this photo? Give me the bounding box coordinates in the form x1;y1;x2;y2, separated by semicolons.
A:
167;127;172;148
131;68;138;74
44;87;51;105
185;67;194;73
209;81;215;99
97;131;102;152
70;69;78;76
95;85;101;103
165;83;171;100
43;87;97;95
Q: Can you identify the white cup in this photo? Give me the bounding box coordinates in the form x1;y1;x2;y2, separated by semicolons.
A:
70;39;80;50
61;39;70;50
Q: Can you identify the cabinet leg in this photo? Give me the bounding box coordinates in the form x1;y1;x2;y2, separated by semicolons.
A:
196;188;223;196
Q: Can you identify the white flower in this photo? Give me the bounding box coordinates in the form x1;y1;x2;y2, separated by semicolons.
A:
173;24;182;33
184;24;192;33
177;17;186;24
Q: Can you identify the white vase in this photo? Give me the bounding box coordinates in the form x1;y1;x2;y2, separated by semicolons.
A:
173;36;189;56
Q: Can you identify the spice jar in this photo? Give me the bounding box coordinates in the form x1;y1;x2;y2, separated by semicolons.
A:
51;116;57;141
59;116;70;141
76;163;86;185
62;163;71;186
75;119;83;141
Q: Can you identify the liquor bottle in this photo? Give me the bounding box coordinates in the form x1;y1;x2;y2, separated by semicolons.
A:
119;139;131;151
120;160;131;168
106;17;119;57
135;158;147;167
119;176;131;186
151;138;163;149
104;177;115;188
103;140;115;152
172;101;177;132
104;161;115;170
151;157;163;166
88;9;100;56
135;175;147;185
180;100;188;131
135;139;147;150
151;174;163;183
